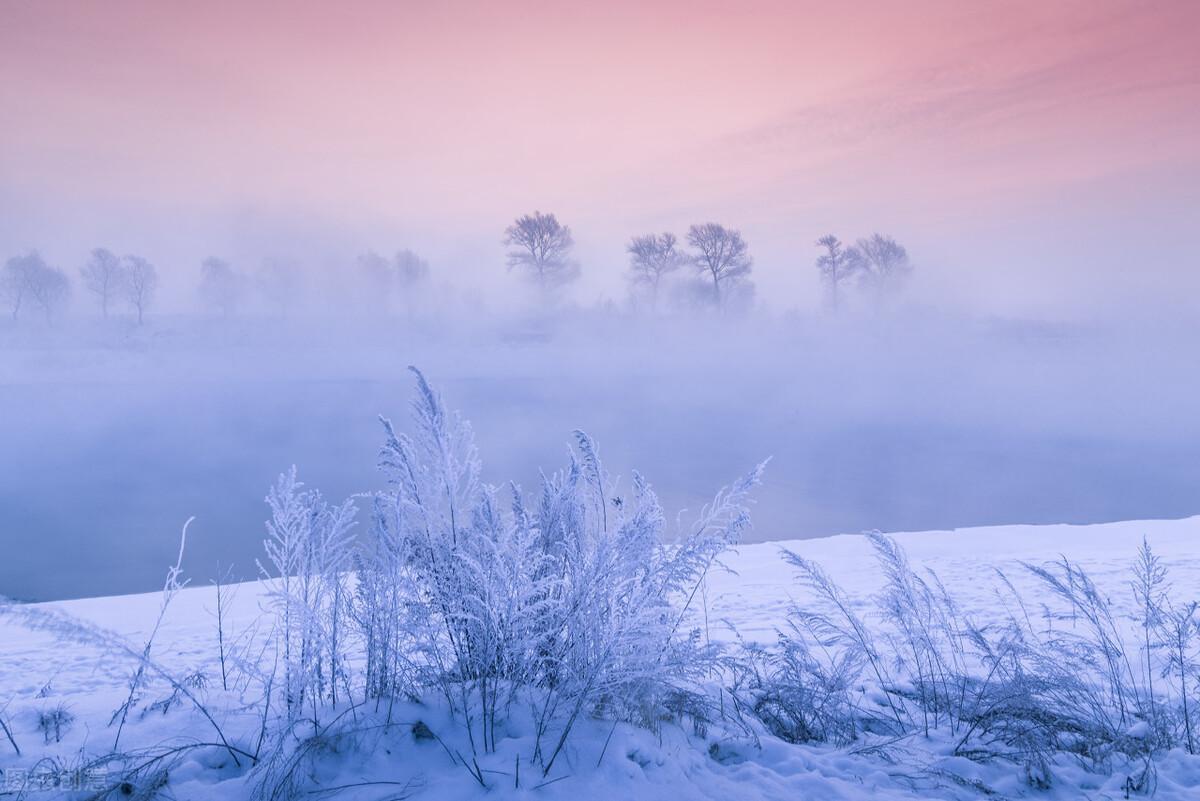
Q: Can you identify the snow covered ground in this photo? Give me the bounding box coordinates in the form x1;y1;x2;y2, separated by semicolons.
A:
4;516;1200;800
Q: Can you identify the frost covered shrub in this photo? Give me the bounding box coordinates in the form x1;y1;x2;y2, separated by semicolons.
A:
265;367;763;776
258;469;357;719
526;431;763;771
355;368;553;751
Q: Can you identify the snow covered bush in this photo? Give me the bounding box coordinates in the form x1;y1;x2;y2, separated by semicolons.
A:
347;367;765;775
242;366;767;789
258;468;357;720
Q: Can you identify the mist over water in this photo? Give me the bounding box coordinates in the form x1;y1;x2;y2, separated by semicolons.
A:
2;309;1197;602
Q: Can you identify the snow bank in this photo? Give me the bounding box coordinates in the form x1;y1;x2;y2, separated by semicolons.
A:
3;515;1200;800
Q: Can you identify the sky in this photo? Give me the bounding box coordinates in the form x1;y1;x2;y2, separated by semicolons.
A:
1;0;1198;315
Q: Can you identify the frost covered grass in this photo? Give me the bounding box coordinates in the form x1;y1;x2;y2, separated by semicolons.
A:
1;370;1199;799
731;533;1200;795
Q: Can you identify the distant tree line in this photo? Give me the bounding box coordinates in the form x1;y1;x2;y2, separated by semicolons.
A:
0;246;433;326
502;211;758;313
1;218;912;324
0;248;161;325
501;209;912;315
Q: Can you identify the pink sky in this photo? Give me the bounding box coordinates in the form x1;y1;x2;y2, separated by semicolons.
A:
2;0;1198;313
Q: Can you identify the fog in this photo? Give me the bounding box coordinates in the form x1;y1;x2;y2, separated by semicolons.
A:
3;1;1196;607
2;299;1198;603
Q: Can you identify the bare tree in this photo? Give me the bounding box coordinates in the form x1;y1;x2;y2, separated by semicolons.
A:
854;233;912;298
814;235;862;312
627;232;685;311
686;222;752;307
1;253;37;321
30;264;70;324
503;211;578;291
80;248;124;318
122;255;158;325
2;252;69;323
199;257;242;318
